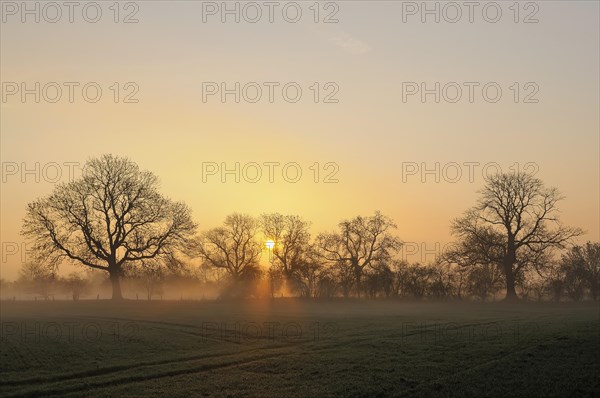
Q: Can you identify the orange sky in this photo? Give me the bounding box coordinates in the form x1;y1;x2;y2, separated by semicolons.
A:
1;1;599;280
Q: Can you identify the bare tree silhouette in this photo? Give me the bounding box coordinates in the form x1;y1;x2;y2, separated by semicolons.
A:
314;211;402;298
450;172;582;301
560;242;600;301
17;262;57;300
260;213;312;295
197;213;262;284
22;155;196;300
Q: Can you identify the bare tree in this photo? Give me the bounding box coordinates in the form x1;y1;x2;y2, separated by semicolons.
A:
293;257;326;298
448;263;469;300
61;272;91;301
197;213;262;282
428;260;458;300
547;264;566;302
334;260;356;298
450;172;581;300
401;263;431;299
260;213;313;295
316;272;337;299
389;260;409;297
518;270;549;302
260;213;311;272
17;262;57;300
560;242;600;300
466;264;504;301
363;262;395;298
128;259;168;301
314;212;402;298
22;155;197;300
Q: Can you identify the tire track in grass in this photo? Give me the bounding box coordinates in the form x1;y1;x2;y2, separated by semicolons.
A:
1;344;273;387
48;322;521;398
2;345;302;398
76;315;290;345
1;314;322;390
1;315;275;386
4;317;526;396
2;322;376;397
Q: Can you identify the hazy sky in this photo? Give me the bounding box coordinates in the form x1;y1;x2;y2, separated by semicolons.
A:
1;1;599;280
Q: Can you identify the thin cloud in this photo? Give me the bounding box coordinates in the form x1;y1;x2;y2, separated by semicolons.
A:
328;30;371;55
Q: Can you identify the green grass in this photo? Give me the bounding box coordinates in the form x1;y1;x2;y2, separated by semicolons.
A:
1;300;598;397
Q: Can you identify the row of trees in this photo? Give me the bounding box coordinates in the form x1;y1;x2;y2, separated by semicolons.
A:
195;211;402;299
360;244;599;302
4;262;166;301
6;242;598;302
18;155;597;301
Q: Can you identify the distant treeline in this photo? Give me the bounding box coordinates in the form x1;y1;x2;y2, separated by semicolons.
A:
12;155;597;302
3;240;598;302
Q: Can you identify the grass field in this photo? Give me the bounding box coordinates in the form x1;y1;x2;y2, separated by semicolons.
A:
1;300;598;397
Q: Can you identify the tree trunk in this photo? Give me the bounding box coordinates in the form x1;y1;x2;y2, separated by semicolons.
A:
503;263;518;301
109;269;123;300
355;269;362;299
503;242;519;301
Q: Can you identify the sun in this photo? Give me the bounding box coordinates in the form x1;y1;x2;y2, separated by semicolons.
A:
265;240;275;250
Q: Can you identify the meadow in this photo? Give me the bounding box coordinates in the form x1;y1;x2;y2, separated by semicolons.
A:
1;300;598;397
